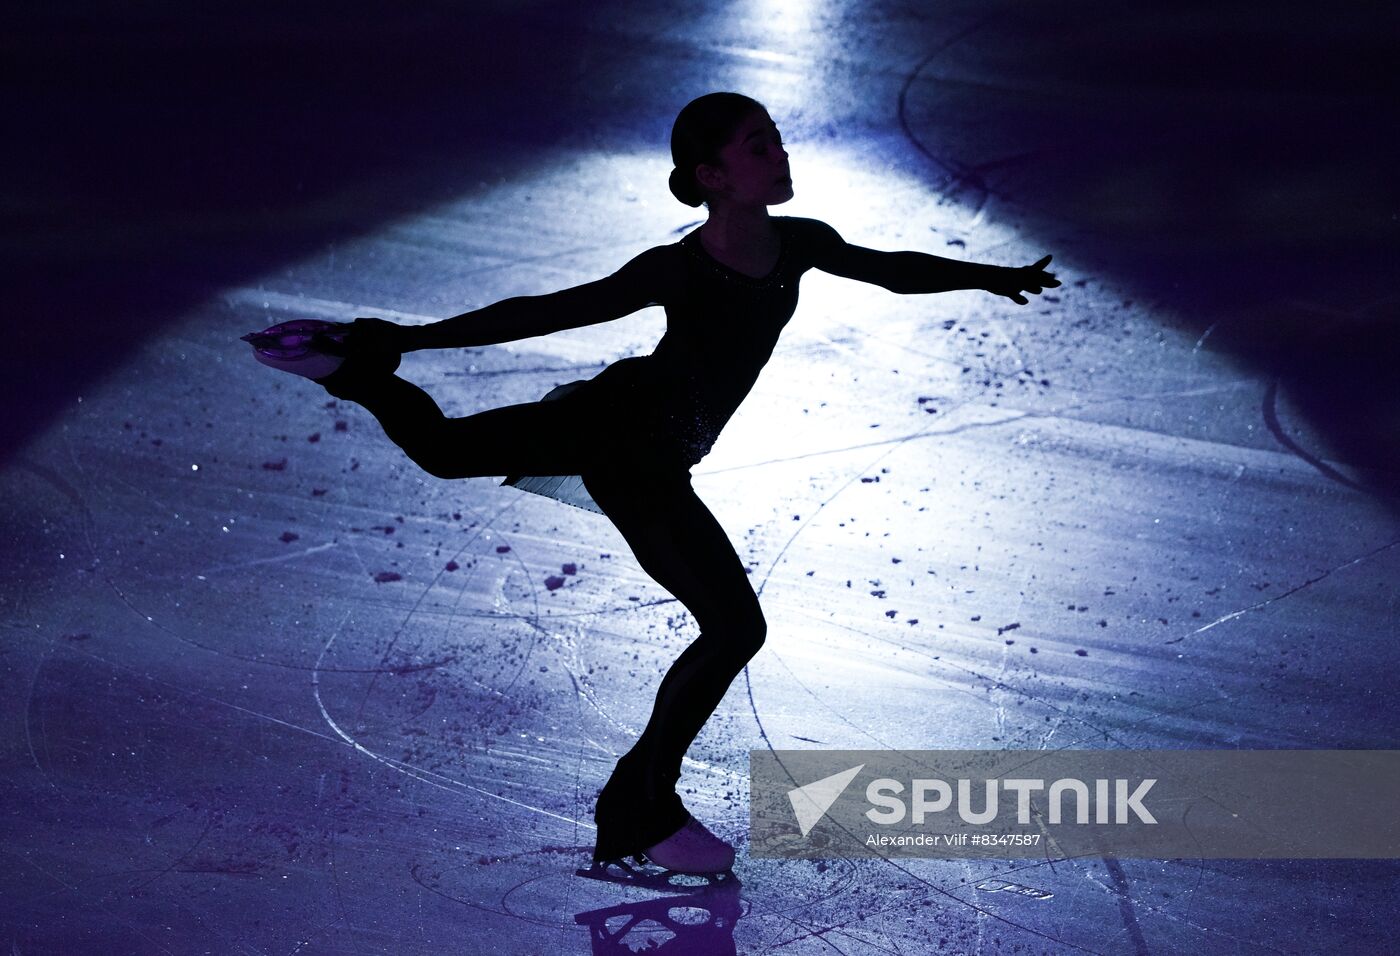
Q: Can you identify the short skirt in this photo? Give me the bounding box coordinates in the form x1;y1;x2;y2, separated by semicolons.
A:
500;358;720;514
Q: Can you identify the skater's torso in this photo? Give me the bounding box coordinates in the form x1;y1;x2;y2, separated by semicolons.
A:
581;216;829;463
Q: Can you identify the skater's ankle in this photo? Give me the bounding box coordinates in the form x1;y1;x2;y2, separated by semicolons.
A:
313;364;364;400
611;755;678;802
642;770;680;802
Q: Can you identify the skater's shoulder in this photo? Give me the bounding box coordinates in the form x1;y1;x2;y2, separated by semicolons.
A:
603;240;688;305
616;242;684;280
775;215;844;247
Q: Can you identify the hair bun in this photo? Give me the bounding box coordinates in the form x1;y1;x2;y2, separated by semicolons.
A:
668;166;703;208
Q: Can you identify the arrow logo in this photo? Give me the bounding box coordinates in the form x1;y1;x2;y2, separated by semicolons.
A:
787;764;865;836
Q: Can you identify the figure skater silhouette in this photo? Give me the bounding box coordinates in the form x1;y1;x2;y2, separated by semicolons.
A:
243;92;1058;874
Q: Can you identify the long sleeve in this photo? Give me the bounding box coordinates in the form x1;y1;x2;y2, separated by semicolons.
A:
800;218;1001;294
404;245;671;351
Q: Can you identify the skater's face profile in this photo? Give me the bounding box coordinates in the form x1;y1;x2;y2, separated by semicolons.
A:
698;108;793;208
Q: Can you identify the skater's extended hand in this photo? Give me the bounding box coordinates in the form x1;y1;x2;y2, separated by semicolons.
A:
343;317;409;357
985;255;1060;305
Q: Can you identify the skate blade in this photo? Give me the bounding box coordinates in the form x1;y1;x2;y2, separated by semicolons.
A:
576;856;737;892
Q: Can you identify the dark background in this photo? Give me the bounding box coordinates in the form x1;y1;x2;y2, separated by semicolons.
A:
8;2;1397;496
5;5;1400;953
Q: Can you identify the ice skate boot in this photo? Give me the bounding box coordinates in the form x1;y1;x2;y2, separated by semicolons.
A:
639;814;735;874
242;318;402;396
241;319;352;380
590;755;692;866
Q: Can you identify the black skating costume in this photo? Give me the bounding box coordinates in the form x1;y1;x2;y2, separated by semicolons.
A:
315;215;980;862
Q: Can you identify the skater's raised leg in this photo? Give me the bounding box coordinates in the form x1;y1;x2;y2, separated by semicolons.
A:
242;316;610;479
319;361;623;480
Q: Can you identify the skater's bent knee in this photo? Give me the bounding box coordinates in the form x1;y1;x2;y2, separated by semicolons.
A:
731;613;767;659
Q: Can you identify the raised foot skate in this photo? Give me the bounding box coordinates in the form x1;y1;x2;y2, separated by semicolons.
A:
241;319;351;380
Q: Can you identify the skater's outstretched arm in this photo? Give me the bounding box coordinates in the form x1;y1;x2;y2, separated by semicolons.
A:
400;245;672;352
802;218;1059;304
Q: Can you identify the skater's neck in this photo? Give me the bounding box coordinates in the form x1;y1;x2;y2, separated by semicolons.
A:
698;205;777;255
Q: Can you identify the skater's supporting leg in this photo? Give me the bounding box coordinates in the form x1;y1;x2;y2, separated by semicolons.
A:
583;468;766;798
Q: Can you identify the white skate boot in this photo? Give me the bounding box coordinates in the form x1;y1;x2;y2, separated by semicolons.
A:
640;815;735;874
241;319;349;380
